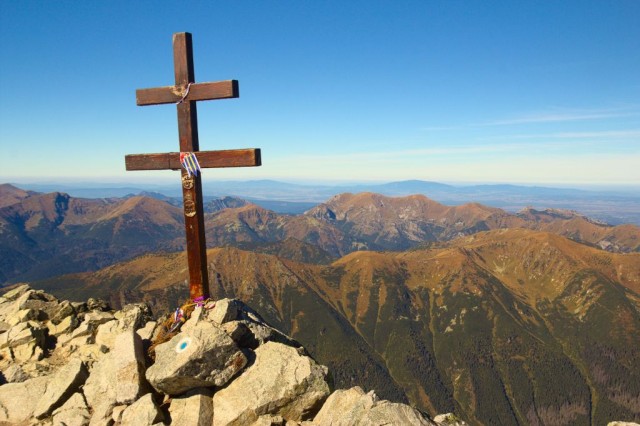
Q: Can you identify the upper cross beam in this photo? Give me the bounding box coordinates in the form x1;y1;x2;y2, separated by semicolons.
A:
136;80;239;106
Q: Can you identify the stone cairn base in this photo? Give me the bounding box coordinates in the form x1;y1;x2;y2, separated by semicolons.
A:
0;284;468;426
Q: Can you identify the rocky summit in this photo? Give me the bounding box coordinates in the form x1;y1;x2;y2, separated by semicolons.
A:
0;284;467;426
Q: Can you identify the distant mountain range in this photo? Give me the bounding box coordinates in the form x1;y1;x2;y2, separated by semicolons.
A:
11;179;640;225
1;183;638;285
2;182;640;424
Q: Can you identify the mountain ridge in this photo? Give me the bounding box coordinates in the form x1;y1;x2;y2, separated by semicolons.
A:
10;179;640;225
2;187;639;285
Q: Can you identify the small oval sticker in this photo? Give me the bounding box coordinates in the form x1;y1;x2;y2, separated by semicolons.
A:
176;336;192;353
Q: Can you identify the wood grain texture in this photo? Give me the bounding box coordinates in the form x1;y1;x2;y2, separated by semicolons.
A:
171;33;210;300
136;81;239;106
125;149;261;171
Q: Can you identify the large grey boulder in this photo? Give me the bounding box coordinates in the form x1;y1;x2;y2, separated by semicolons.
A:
114;328;149;404
1;363;29;383
312;386;436;426
0;375;49;423
51;392;91;426
207;298;300;350
0;284;32;302
607;423;640;426
249;414;288;425
83;351;118;425
49;314;79;337
212;341;330;426
55;311;113;349
0;287;61;327
207;298;243;325
50;299;76;325
434;413;468;425
18;289;60;317
0;319;48;364
91;303;152;350
6;307;40;326
146;320;247;395
71;311;115;342
114;302;153;331
94;319;119;349
119;393;165;425
168;389;213;426
82;330;153;424
137;320;157;341
0;286;37;320
33;358;89;419
0;320;47;349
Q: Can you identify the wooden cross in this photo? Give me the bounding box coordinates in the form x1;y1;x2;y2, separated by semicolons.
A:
125;32;261;301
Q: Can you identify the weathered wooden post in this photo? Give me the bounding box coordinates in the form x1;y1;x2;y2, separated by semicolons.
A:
125;32;261;301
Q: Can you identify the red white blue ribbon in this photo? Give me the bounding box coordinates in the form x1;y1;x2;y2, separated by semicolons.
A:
180;152;201;177
169;307;185;332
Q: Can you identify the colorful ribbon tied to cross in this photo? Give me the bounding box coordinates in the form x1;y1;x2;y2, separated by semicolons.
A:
169;307;185;333
180;152;201;177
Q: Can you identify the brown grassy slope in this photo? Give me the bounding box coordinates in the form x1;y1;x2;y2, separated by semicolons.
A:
30;228;640;423
0;184;32;208
518;208;640;251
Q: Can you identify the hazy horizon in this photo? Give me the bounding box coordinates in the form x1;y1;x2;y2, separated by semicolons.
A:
3;176;640;195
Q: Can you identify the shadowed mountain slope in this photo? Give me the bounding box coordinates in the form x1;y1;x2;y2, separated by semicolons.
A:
0;193;184;283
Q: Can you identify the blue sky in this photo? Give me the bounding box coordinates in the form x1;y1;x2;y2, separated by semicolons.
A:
1;1;639;187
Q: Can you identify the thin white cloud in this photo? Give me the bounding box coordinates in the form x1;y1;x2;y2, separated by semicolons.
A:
550;130;640;138
490;129;640;141
419;107;640;132
481;108;640;126
419;125;465;131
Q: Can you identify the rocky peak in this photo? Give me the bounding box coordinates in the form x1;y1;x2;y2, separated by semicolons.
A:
0;184;34;209
0;284;464;425
204;196;249;213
